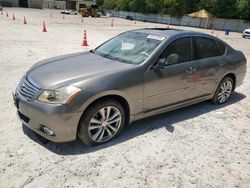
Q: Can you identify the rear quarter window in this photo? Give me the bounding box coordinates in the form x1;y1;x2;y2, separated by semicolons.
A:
194;37;223;60
216;41;226;55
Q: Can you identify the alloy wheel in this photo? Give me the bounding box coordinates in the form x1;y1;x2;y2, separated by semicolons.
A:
217;80;233;103
88;106;122;143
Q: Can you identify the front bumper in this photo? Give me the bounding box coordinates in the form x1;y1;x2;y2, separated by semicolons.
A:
243;33;250;38
14;92;83;143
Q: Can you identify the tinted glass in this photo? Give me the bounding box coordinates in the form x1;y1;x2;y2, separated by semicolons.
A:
194;37;222;59
160;37;191;65
216;41;226;55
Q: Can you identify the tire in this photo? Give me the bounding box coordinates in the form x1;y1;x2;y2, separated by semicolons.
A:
78;100;126;146
211;77;234;104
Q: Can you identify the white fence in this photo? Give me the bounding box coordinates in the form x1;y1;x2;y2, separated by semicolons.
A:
109;10;250;32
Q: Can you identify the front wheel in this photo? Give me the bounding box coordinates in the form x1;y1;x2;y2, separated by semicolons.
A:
211;77;234;104
78;100;126;146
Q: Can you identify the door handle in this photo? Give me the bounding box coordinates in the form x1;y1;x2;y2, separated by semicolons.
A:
186;67;196;74
218;61;226;67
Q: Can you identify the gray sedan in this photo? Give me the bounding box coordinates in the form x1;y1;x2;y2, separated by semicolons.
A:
14;29;247;146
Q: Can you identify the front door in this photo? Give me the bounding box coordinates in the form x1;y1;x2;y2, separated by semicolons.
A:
144;37;196;111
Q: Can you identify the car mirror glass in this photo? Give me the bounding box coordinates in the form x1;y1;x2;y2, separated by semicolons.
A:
156;58;166;68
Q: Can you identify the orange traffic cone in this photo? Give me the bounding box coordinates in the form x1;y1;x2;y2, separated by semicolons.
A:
42;21;47;32
111;18;114;27
6;12;8;17
81;30;89;46
23;16;27;24
13;14;16;20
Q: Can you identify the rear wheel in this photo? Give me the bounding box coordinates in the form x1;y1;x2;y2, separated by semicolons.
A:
211;77;234;104
78;100;126;146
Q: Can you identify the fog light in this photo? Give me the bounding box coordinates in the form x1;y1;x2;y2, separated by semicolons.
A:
40;125;54;136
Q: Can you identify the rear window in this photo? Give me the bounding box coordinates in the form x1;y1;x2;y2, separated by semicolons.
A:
194;37;223;60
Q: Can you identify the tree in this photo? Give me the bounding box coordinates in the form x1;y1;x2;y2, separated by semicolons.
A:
103;0;117;9
116;0;131;11
214;0;238;19
96;0;104;7
129;0;146;13
145;0;163;14
98;0;250;20
198;0;238;19
198;0;217;14
162;0;184;16
237;0;250;20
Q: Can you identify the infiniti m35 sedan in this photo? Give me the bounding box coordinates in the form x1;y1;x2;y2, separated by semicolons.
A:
14;28;247;146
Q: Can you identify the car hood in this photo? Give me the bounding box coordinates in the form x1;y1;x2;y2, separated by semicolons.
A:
244;29;250;32
27;52;134;89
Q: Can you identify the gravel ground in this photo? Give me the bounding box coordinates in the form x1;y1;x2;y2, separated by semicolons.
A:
0;8;250;188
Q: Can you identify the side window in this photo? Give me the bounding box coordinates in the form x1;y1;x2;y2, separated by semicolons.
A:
160;37;191;65
194;37;222;59
216;41;226;56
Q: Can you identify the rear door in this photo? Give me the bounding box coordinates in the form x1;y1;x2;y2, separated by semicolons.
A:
192;37;226;97
144;37;197;111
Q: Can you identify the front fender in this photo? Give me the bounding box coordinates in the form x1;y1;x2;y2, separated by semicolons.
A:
78;90;134;116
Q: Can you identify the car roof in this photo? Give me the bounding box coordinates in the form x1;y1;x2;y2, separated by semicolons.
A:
131;28;215;39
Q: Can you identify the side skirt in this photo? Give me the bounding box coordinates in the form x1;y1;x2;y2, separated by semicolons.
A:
130;94;213;123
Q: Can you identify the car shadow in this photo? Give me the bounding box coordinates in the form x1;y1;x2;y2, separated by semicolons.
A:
22;92;246;155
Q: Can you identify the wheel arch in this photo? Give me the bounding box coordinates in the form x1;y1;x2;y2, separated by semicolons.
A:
212;72;236;98
77;93;131;133
223;73;236;91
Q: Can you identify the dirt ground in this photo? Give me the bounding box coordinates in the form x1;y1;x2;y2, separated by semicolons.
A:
0;8;250;188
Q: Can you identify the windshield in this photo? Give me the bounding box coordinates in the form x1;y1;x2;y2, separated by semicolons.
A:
93;32;164;64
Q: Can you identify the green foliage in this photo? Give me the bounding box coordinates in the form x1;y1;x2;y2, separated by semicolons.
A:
116;0;131;11
100;0;250;20
128;0;146;13
214;0;238;19
237;0;250;20
145;0;162;14
96;0;104;7
103;0;117;9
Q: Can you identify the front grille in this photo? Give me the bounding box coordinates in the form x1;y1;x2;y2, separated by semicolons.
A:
18;77;40;101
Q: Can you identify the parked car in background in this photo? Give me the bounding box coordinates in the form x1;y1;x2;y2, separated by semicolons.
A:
14;28;247;146
242;28;250;38
61;9;77;15
125;16;134;20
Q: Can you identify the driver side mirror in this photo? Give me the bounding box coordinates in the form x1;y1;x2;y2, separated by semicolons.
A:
154;53;179;69
155;58;166;69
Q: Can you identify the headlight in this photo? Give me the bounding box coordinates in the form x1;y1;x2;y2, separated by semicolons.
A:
38;86;81;104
